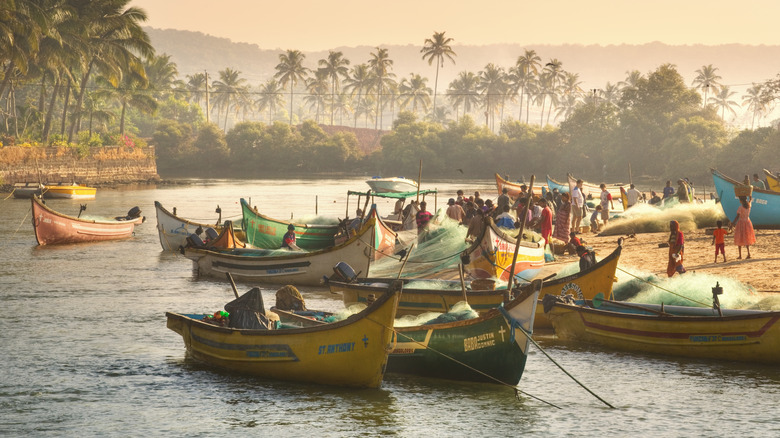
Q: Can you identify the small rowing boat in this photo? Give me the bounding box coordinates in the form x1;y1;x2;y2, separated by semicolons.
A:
31;196;143;245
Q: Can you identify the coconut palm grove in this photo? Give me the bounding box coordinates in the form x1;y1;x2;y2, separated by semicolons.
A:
1;0;779;182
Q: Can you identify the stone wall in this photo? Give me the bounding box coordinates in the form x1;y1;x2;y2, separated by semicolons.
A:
0;146;160;186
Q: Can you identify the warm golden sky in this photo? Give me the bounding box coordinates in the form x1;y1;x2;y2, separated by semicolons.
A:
130;0;777;50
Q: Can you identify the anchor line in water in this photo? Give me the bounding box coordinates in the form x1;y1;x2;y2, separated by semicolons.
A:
368;316;561;409
616;266;711;307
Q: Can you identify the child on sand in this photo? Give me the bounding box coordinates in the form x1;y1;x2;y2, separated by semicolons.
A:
711;220;729;263
590;205;603;233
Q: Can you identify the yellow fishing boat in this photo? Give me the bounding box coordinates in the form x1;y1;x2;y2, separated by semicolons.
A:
544;294;780;364
166;282;401;388
764;168;780;192
43;183;97;199
329;243;621;326
463;218;545;282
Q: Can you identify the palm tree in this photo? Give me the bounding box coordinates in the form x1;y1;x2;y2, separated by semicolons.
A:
186;72;206;106
742;84;765;129
318;50;350;125
78;91;114;136
143;53;180;99
398;73;432;116
510;49;542;123
709;85;740;121
93;70;156;134
601;82;621;106
446;71;479;121
331;92;352;126
211;67;248;130
618;70;643;91
343;63;373;128
367;47;394;130
304;69;330;123
274;49;309;124
256;79;285;124
420;31;456;116
692;64;722;107
477;63;506;131
542;59;564;125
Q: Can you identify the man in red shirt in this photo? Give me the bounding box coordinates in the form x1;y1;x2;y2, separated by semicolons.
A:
539;199;553;252
415;201;433;229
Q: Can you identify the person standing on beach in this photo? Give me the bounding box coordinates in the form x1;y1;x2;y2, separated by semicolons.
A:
626;184;642;208
711;220;729;263
571;179;585;232
599;184;614;228
553;192;572;244
667;220;686;276
733;196;756;259
662;180;674;201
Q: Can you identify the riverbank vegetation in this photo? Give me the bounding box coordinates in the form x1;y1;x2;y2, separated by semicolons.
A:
2;1;779;183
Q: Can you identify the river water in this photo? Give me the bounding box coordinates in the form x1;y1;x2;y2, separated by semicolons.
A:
1;177;778;437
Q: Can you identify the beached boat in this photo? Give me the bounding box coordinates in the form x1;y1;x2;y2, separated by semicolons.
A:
11;182;45;199
166;282;401;388
544;295;780;364
494;173;545;198
567;174;626;209
361;205;399;260
462;217;545;282
763;169;780;192
182;217;376;286
546;175;569;193
328;243;622;327
42;183;97;200
240;198;340;251
275;280;542;385
365;176;418;193
31;195;144;245
155;201;246;251
711;168;780;229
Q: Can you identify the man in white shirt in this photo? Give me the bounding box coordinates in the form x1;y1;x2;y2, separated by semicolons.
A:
626;184;642;208
571;179;584;232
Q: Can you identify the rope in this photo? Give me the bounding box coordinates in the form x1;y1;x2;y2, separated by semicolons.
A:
3;188;16;200
616;266;711;307
366;315;561;409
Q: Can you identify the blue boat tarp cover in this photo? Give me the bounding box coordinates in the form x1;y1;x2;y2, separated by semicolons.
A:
347;189;437;199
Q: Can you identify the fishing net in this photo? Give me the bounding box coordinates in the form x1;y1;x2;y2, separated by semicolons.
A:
598;202;728;236
393;301;478;327
612;265;780;310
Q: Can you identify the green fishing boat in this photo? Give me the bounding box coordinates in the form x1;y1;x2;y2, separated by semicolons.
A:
240;198;340;250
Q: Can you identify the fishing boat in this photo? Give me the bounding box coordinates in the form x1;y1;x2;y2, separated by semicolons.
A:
544;292;780;365
494;173;545;198
42;182;97;200
11;182;45;199
763;169;780;192
155;201;246;251
365;176;418;193
567;174;626;209
546;175;569;193
182;217;377;286
711;168;780;229
345;189;437;232
275;280;542;385
240;198;340;251
31;195;144;245
328;243;622;327
165;282;401;388
462;217;545;281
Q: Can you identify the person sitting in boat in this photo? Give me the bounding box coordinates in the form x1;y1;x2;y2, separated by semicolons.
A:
576;245;596;271
648;191;662;206
393;198;405;218
445;198;466;224
348;209;364;235
415;201;433;230
497;187;511;212
466;207;485;242
282;224;301;251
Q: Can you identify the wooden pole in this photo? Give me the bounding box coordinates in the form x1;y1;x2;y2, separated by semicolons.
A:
416;159;422;202
204;70;210;124
315;195;318;215
506;175;535;292
458;263;468;303
628;162;633;184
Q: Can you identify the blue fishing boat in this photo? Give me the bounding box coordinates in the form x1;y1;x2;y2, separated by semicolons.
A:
546;175;569;193
711;168;780;229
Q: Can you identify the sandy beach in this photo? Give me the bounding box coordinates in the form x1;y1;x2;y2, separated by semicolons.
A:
559;227;780;294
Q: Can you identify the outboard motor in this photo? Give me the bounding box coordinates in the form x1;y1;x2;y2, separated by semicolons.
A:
186;233;206;248
127;206;142;219
331;262;358;283
204;227;219;241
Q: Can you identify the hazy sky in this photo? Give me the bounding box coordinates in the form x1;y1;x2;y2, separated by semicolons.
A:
129;0;778;50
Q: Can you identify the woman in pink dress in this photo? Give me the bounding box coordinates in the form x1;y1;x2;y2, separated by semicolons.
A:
733;196;756;259
553;193;571;244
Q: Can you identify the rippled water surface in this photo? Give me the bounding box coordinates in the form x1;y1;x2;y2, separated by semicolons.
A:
2;177;778;436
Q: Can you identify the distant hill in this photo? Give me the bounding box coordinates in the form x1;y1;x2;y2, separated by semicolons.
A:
146;27;780;92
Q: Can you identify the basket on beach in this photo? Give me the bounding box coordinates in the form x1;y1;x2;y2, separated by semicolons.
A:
734;184;753;197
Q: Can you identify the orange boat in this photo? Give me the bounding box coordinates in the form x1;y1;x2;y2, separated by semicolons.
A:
31;196;144;245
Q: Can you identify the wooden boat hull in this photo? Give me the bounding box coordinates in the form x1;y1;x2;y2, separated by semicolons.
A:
365;206;398;260
388;281;541;385
184;218;375;286
464;218;544;282
12;182;44;199
155;201;246;251
366;177;418;193
166;287;400;388
494;173;545;198
43;184;97;199
331;244;621;327
764;169;780;192
546;175;569;193
546;300;780;364
711;168;780;229
31;196;140;245
240;198;339;250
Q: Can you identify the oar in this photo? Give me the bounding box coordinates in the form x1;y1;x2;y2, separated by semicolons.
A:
592;292;670;316
458;263;468;304
225;272;240;299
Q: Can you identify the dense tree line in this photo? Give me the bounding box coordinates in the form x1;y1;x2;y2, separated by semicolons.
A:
1;1;779;183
